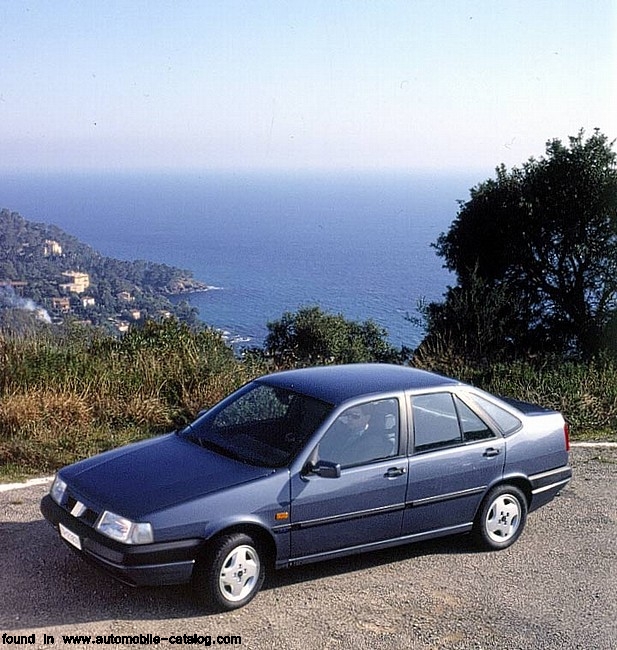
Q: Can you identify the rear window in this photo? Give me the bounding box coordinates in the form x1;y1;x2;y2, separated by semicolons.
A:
469;394;522;436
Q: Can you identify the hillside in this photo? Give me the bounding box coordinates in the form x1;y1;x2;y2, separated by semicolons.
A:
0;208;208;331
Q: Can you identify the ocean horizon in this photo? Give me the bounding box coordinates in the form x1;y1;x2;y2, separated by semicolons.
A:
0;170;478;349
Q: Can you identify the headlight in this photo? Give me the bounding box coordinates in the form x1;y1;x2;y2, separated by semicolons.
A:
96;510;153;545
50;475;68;505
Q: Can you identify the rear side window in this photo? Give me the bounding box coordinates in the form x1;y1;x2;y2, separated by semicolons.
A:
412;393;460;451
469;394;522;436
455;397;495;442
411;393;495;452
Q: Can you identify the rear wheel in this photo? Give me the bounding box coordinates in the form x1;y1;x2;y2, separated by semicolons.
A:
192;533;265;611
474;485;527;550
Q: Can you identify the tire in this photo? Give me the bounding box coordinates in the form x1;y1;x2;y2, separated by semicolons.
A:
192;533;265;612
474;485;528;550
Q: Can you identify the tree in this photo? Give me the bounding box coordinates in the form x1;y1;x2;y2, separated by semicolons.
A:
414;271;528;367
431;129;617;359
264;306;408;367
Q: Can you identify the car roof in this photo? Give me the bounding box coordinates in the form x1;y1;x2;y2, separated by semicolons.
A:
258;363;461;405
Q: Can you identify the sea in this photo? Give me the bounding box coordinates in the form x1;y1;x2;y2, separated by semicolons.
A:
0;170;478;350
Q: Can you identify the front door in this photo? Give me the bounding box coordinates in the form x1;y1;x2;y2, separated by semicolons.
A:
290;398;408;561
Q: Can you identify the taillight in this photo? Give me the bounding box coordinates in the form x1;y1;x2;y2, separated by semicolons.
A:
564;422;571;452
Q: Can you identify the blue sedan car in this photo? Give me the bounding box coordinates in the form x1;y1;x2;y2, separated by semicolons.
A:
41;364;572;611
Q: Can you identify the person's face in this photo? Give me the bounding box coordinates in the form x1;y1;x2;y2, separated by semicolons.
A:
342;408;369;431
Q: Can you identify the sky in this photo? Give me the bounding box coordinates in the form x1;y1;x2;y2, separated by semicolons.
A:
0;0;615;174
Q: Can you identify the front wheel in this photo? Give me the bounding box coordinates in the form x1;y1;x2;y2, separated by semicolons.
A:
474;485;528;550
192;533;265;612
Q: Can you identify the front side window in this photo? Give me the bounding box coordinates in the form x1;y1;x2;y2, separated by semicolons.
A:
181;382;333;467
318;398;400;468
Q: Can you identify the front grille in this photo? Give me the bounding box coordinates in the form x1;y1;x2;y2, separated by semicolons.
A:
66;493;100;527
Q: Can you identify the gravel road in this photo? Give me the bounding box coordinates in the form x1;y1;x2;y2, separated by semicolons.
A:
1;446;615;650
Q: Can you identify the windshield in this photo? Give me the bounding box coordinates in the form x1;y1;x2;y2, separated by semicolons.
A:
180;381;333;467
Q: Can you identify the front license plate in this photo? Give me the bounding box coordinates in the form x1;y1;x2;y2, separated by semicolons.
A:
59;523;82;550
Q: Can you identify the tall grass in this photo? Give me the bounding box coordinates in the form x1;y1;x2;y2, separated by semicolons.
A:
0;320;265;479
1;320;615;481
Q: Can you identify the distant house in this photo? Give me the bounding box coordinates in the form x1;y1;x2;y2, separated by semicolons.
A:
108;317;130;333
117;291;134;302
43;240;63;257
0;280;27;296
129;309;141;320
51;297;71;314
60;271;90;294
81;296;96;308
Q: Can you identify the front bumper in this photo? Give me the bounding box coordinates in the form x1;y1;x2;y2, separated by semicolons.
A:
40;495;202;586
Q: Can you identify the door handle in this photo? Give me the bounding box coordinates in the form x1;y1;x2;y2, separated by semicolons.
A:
483;447;501;457
384;467;406;478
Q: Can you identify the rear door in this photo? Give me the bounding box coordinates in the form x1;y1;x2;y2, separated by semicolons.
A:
402;391;505;535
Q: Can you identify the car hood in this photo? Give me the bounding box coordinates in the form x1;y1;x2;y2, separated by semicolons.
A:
61;433;274;518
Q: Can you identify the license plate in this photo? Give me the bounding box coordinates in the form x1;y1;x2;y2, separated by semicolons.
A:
59;523;82;550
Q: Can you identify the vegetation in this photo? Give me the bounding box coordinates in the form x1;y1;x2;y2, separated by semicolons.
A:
424;129;617;362
413;350;617;442
1;312;615;481
409;129;617;444
262;305;410;367
0;208;207;329
0;319;264;480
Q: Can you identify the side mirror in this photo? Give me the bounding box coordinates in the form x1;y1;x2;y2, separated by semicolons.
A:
308;459;341;479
